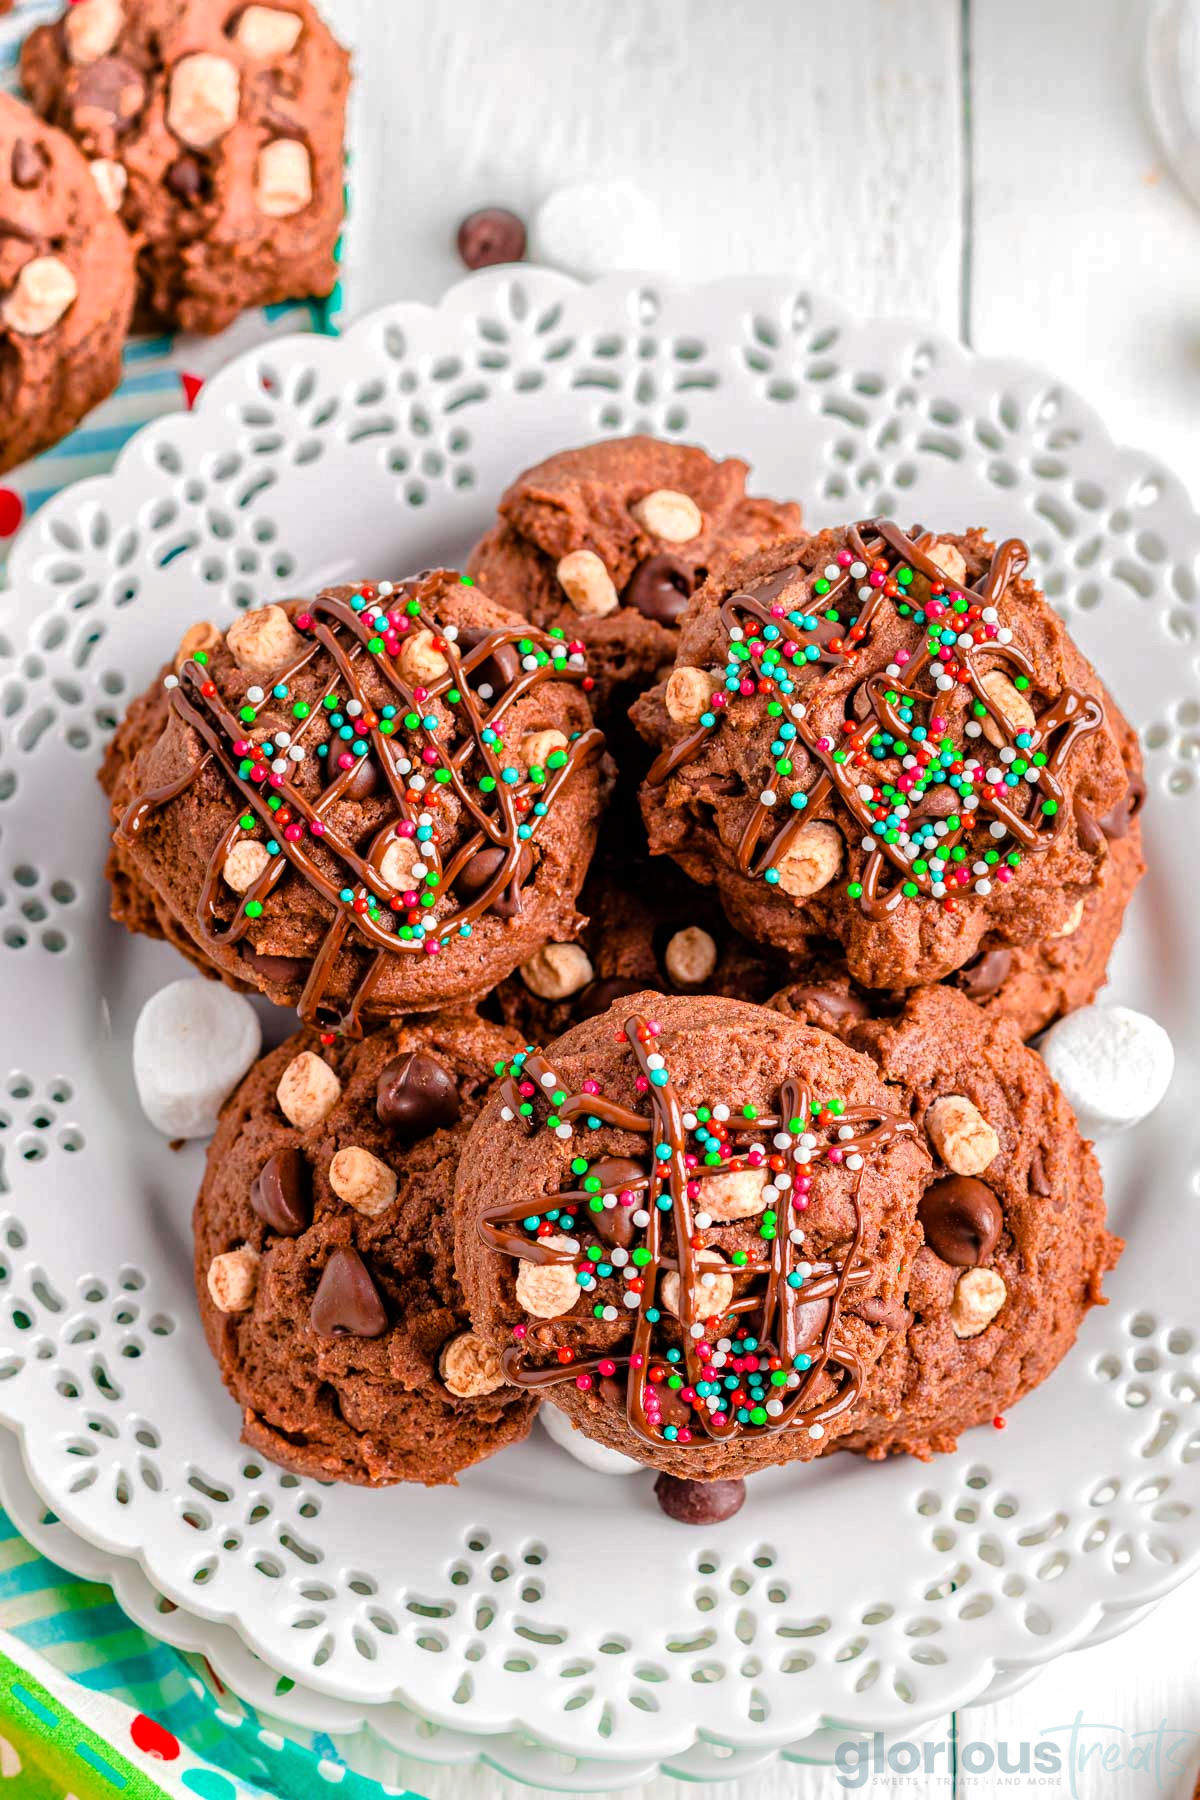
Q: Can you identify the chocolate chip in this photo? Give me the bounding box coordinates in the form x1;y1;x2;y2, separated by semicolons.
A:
1073;800;1105;855
853;1295;911;1331
1097;775;1146;840
250;1147;310;1235
584;1156;644;1249
919;1175;1003;1267
376;1051;460;1137
454;843;533;917
241;945;308;989
10;140;44;190
165;154;206;202
73;57;145;130
654;1473;746;1525
310;1247;387;1338
456;206;526;270
785;984;868;1024
1029;1148;1051;1197
957;947;1012;1000
575;976;644;1022
791;1296;831;1349
343;755;380;800
623;553;695;624
457;626;520;701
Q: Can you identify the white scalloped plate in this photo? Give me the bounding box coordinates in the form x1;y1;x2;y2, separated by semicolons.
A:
0;271;1196;1768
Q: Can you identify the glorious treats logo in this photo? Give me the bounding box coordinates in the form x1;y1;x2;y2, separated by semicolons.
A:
833;1715;1200;1792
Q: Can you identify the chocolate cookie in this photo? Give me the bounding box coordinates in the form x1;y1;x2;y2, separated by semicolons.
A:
467;436;803;717
833;986;1121;1458
0;91;135;473
101;572;609;1028
21;0;349;335
195;1010;538;1485
488;835;784;1043
633;524;1138;992
453;991;932;1480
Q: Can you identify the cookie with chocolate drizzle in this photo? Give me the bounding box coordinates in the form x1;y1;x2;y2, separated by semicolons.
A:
102;570;609;1029
453;992;931;1479
831;987;1121;1460
467;435;803;718
632;524;1137;992
194;1007;538;1486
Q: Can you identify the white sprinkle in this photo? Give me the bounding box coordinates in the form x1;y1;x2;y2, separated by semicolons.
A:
846;1153;863;1170
760;789;777;806
712;1104;730;1121
808;1423;825;1440
682;1112;698;1129
540;1071;556;1088
377;581;394;597
610;1247;629;1267
858;585;873;601
410;775;426;791
443;624;458;641
689;1322;705;1338
623;1292;640;1308
999;748;1016;765
164;674;179;689
965;720;982;737
773;1132;793;1149
998;627;1013;643
271;757;288;774
646;1053;665;1070
521;654;539;671
602;1305;618;1321
500;1106;514;1121
823;564;840;581
633;1209;650;1228
850;561;867;579
838;1125;855;1140
694;1211;713;1229
788;1229;805;1245
975;879;993;895
729;626;744;641
936;674;954;692
346;699;362;717
982;606;998;622
555;1123;573;1139
766;1398;784;1417
246;685;265;703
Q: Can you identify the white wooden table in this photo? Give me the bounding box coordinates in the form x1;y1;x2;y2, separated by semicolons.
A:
322;2;1199;1793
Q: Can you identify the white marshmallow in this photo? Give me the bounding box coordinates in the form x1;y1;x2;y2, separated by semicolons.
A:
133;979;262;1139
1038;1004;1174;1138
539;1398;643;1476
531;180;669;279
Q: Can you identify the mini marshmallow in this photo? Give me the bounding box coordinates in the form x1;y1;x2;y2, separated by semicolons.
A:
539;1399;643;1476
133;979;261;1138
1038;1004;1174;1138
531;180;669;279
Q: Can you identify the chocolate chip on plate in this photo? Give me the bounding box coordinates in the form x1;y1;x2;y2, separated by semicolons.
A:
310;1247;387;1338
250;1146;310;1236
624;553;695;624
918;1175;1003;1267
456;206;526;270
654;1473;746;1525
376;1050;460;1137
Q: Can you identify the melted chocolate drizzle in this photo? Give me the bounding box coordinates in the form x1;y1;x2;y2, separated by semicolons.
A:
481;1013;915;1452
116;582;604;1035
648;522;1105;920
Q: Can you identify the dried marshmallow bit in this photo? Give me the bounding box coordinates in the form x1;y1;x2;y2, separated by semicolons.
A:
556;550;618;617
175;620;220;671
665;665;716;725
234;5;304;57
661;1249;734;1322
664;925;718;986
223;838;270;893
226;604;303;675
65;0;122;64
925;1095;1000;1176
132;979;261;1138
697;1166;768;1223
539;1401;643;1475
167;53;241;148
207;1246;259;1313
1038;1004;1174;1137
515;1235;579;1318
397;628;449;684
328;1145;397;1218
379;836;421;892
950;1267;1007;1338
520;942;594;1001
518;728;569;770
256;139;312;217
1051;897;1085;939
631;488;703;544
89;158;127;212
2;257;77;336
980;668;1037;747
440;1331;506;1398
276;1050;341;1129
775;822;843;899
929;539;968;587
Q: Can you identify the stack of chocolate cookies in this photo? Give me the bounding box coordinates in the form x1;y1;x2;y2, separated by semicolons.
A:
101;435;1140;1506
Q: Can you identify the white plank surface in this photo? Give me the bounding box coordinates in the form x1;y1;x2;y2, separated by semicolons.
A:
314;1;1197;1793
